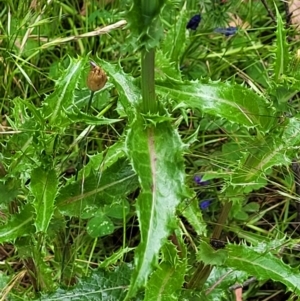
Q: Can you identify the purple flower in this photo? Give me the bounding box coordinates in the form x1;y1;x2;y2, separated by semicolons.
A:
186;14;201;30
214;26;237;36
194;175;209;186
199;199;213;210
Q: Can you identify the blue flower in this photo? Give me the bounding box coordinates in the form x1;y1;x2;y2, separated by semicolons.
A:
199;199;213;210
194;175;209;186
214;26;237;36
186;14;201;30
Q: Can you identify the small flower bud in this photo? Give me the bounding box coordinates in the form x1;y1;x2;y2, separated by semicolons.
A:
86;61;107;92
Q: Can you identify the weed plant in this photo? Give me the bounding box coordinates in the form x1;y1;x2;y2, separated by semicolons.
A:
1;0;300;300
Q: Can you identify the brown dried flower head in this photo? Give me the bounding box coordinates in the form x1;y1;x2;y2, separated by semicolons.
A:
86;61;107;92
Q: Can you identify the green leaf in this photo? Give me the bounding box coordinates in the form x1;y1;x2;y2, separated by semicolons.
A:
103;199;130;219
199;241;227;266
99;247;135;268
179;198;207;236
0;181;19;204
144;241;187;301
156;80;275;132
71;84;113;110
63;107;122;125
161;1;187;67
98;59;141;120
42;56;88;125
274;5;289;83
202;267;249;301
39;264;135;301
125;116;189;299
56;159;138;217
31;167;58;233
224;243;300;295
0;204;34;243
87;213;115;238
127;0;166;50
228;118;300;191
155;50;182;81
17;97;45;127
79;140;126;179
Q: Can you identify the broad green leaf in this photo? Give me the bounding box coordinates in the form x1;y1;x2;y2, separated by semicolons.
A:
125;116;189;299
0;204;34;243
200;241;300;296
42;56;88;125
31;167;58;233
144;241;186;301
39;264;136;301
225;244;300;295
87;214;115;238
56;159;138;217
156;80;275;132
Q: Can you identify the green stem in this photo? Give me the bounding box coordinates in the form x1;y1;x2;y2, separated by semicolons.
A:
141;0;160;20
86;91;95;114
141;49;156;113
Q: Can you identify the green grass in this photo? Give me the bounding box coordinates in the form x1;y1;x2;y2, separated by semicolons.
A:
1;0;300;300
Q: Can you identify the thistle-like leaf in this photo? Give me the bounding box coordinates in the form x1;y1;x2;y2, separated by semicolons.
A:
125;116;190;298
0;204;34;243
39;264;136;301
31;167;58;233
56;159;138;217
144;240;187;301
42;57;87;125
98;59;141;121
156;80;275;132
161;1;187;67
199;241;300;295
228;117;300;191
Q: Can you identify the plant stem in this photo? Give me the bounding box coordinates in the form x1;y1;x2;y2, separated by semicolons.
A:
141;49;156;113
86;91;95;114
141;0;160;20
